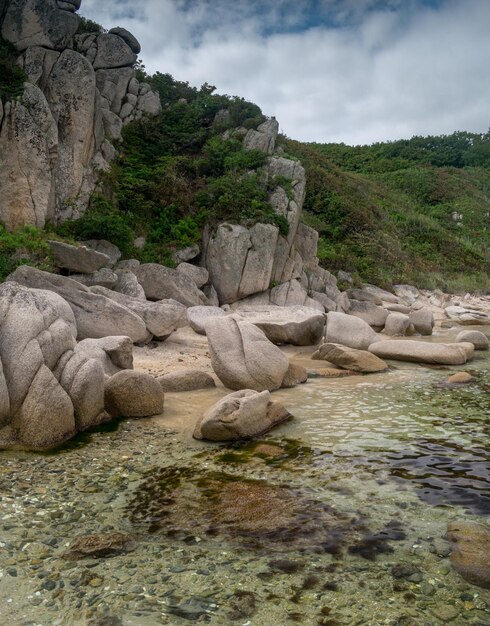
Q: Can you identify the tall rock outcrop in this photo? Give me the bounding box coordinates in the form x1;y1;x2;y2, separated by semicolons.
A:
0;0;161;229
203;119;345;311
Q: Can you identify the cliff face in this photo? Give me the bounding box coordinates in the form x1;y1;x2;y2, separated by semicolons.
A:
0;0;160;230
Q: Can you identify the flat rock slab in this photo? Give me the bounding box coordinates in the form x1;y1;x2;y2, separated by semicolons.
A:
236;305;325;346
48;240;111;273
369;340;473;365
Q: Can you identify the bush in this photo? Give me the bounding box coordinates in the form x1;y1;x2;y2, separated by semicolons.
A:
0;224;52;280
0;39;26;102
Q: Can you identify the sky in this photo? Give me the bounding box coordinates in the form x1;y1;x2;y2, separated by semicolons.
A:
78;0;490;145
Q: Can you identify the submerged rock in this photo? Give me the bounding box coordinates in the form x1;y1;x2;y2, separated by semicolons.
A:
446;520;490;589
194;389;291;441
312;343;388;373
62;532;135;559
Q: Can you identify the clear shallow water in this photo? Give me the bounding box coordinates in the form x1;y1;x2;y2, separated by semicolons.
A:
0;341;489;625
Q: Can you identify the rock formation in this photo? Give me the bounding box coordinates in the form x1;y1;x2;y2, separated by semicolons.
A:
0;0;161;228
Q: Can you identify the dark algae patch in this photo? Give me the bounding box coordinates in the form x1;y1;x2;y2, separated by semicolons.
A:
215;437;314;467
127;464;408;558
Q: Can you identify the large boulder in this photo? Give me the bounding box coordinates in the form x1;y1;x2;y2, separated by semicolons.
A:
455;330;489;350
72;336;133;377
347;288;382;305
176;263;209;289
8;266;148;343
0;282;110;449
158;369;216;392
90;286;186;339
383;312;411;336
187;305;227;335
312;343;388;373
134;263;207;307
114;269;146;300
409;309;434;336
48;240;111;273
393;284;420;305
193;389;291;441
325;311;379;350
235;305;325;346
447;520;490;589
347;300;389;330
369;340;473;365
70;268;118;289
83;240;121;267
360;284;399;304
92;33;137;70
2;0;80;51
243;118;279;155
205;317;289;392
104;370;164;417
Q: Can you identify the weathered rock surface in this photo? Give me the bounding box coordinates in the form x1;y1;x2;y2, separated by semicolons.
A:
0;281;111;449
205;317;289;392
325;311;380;350
348;300;388;330
73;336;133;377
90;286;187;339
62;532;135;559
409;309;434;336
8;266;148;343
158;369;216;392
187;305;227;335
70;267;118;289
114;269;146;300
104;370;164;417
312;343;388;373
369;340;472;365
243;118;279;155
445;306;490;325
236;305;325;346
383;312;411;336
83;239;121;267
48;240;110;273
281;363;308;388
193;389;291;441
176;262;209;289
455;330;489;350
447;520;490;589
135;263;207;307
0;0;161;228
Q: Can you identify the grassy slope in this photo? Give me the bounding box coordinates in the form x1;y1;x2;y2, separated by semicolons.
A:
282;138;490;291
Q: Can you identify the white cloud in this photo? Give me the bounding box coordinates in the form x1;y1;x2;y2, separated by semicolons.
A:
79;0;490;144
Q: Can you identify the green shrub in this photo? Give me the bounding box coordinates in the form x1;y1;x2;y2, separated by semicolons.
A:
76;16;105;35
0;39;26;102
0;224;52;280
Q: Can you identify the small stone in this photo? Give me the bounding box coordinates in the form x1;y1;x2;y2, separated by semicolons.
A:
42;580;57;591
430;604;459;622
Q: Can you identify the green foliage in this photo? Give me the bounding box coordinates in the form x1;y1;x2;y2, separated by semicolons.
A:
56;196;135;257
56;73;277;264
0;38;26;102
0;225;52;281
285;136;490;291
76;16;105;35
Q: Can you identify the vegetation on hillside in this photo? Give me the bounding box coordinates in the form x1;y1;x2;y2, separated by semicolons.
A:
0;38;26;102
284;133;490;291
58;72;290;265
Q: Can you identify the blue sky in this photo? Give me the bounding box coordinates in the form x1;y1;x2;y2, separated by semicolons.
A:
79;0;490;145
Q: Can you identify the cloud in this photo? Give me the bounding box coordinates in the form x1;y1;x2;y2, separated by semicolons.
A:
79;0;490;144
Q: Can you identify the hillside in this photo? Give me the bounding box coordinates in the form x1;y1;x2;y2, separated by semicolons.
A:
283;134;490;291
0;6;489;293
